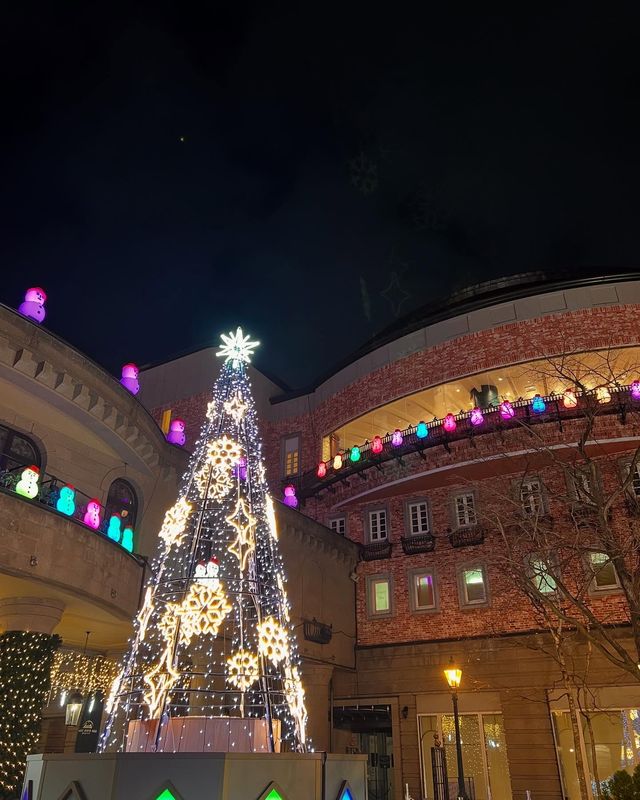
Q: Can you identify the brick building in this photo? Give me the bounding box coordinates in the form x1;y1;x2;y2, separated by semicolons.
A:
140;271;640;800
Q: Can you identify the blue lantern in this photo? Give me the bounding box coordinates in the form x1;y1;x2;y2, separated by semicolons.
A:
416;421;429;439
531;394;546;414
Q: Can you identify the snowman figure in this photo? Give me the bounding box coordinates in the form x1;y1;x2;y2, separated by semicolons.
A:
56;485;76;516
205;556;220;589
194;560;208;584
166;418;186;446
107;515;122;542
84;499;102;529
120;363;140;395
16;465;40;499
18;287;47;324
121;526;134;553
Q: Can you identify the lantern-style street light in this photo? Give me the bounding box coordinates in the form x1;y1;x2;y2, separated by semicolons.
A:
65;690;84;726
444;658;468;800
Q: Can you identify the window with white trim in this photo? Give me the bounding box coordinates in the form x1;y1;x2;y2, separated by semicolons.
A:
521;478;544;516
411;571;436;611
407;501;430;535
460;566;488;606
282;435;300;477
529;556;557;594
328;516;346;536
367;575;392;616
589;552;620;590
368;509;388;542
454;493;477;528
629;462;640;498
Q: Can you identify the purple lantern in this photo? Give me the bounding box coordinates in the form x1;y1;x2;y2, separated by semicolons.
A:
18;287;47;323
234;456;247;481
631;381;640;400
499;400;515;420
283;484;298;508
443;413;457;432
470;407;484;426
391;429;403;446
120;363;140;395
166;418;186;446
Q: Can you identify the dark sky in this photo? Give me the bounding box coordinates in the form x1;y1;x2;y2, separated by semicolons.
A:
2;4;640;387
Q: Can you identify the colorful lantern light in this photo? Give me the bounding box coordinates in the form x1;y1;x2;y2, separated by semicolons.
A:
531;394;546;414
16;465;40;499
443;413;457;432
107;515;122;542
83;499;102;530
120;363;140;395
470;408;484;426
233;456;247;481
18;287;47;323
56;485;75;516
333;453;343;470
166;418;186;446
371;436;383;454
499;400;515;420
596;386;612;404
121;527;134;552
317;461;327;478
283;485;298;508
631;381;640;400
416;421;429;439
350;446;361;462
563;389;578;409
391;429;403;447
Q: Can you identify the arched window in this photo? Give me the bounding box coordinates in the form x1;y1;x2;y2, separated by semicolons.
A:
0;424;41;471
105;478;138;528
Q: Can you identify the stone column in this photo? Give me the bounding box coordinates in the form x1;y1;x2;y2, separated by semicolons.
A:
0;596;65;633
302;661;335;752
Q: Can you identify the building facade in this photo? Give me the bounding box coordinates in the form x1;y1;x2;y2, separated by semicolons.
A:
143;272;640;800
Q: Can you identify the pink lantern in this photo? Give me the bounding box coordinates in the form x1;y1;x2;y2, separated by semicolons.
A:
443;413;457;432
18;287;47;323
563;389;578;409
317;462;327;478
83;499;102;530
631;381;640;400
283;485;298;508
391;429;403;446
499;400;515;420
120;363;140;395
371;436;383;454
470;408;484;426
166;418;186;446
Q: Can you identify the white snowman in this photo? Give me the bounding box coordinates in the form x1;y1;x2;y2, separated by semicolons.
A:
195;556;220;589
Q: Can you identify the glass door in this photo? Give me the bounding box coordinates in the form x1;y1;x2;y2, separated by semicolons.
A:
419;713;512;800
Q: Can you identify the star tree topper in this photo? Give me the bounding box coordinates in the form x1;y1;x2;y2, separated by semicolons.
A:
217;326;260;368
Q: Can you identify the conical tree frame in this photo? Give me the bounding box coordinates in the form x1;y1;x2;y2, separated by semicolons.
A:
101;328;307;754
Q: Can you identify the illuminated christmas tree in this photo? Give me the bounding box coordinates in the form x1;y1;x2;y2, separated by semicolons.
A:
101;328;307;754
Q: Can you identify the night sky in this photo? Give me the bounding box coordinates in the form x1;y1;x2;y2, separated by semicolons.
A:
2;5;640;388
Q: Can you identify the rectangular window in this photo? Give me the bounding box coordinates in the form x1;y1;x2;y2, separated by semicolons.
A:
412;571;436;610
329;516;346;536
461;567;487;605
455;493;477;527
282;435;300;477
529;556;557;594
368;509;388;541
573;468;592;502
589;552;619;590
630;462;640;498
521;478;544;516
408;501;430;535
367;576;392;616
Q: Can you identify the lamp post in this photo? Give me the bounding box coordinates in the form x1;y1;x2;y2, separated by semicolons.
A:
444;659;468;800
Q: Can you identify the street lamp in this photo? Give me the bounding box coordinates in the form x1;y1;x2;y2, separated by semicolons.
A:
444;658;468;800
65;690;84;726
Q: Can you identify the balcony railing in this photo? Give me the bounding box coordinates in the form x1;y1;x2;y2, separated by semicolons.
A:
448;526;485;548
401;533;436;554
361;541;393;561
0;465;138;555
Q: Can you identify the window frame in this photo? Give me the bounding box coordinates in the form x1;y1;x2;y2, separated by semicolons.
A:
404;498;431;537
586;551;621;594
457;562;490;609
366;573;394;618
0;423;42;472
517;476;547;517
620;457;640;500
408;567;438;613
105;478;138;530
365;505;389;543
327;515;347;536
451;491;477;529
281;433;301;478
525;553;559;596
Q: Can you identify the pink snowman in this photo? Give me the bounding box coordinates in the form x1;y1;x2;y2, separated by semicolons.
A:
18;287;47;323
120;363;140;395
166;418;186;446
84;499;102;530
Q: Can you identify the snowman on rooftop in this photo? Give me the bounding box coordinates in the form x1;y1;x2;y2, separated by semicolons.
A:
18;287;47;323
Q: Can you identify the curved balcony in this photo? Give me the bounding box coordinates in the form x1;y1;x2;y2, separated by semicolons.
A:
297;386;639;500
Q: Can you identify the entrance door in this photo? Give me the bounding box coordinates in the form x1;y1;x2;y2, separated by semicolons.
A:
333;705;395;800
